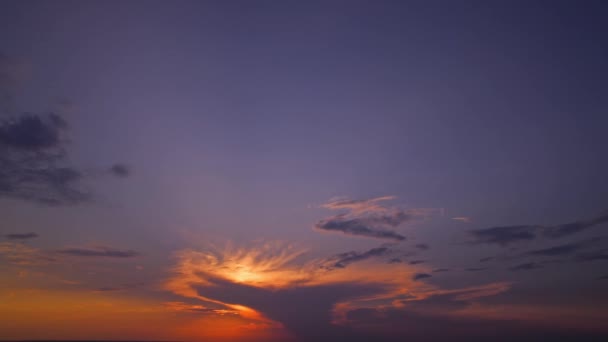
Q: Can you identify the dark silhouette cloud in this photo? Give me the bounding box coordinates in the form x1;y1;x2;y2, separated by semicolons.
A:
4;232;38;240
324;246;391;270
409;259;425;265
432;268;450;272
413;273;432;281
387;258;402;264
469;211;608;246
575;250;608;262
56;246;140;258
597;275;608;280
480;256;495;262
465;267;487;272
314;213;407;241
543;212;608;238
314;197;440;242
469;225;538;246
527;243;583;256
0;53;129;205
195;276;390;340
509;262;543;271
415;243;430;250
109;163;130;178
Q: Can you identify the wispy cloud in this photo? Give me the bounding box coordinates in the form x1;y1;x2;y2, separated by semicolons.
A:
509;262;543;271
322;246;391;270
412;273;432;281
468;211;608;246
0;52;129;205
4;232;38;240
56;245;140;258
314;196;440;242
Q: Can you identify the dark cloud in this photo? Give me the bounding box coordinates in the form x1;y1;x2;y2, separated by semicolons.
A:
314;213;407;241
468;225;538;246
469;211;608;246
575;250;608;262
409;259;425;265
109;163;130;178
543;213;608;238
415;243;430;250
195;276;390;340
432;268;450;272
56;246;140;258
0;53;129;205
596;275;608;280
509;262;543;271
325;246;390;269
480;256;495;262
527;243;582;257
0;113;91;205
413;273;432;281
4;232;38;240
465;267;487;272
387;258;402;264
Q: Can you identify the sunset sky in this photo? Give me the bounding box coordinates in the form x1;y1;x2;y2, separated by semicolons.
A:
1;1;608;341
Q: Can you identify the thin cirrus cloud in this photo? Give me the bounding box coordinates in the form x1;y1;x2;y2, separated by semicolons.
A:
509;262;543;271
4;232;38;240
313;196;440;242
322;246;391;270
468;210;608;246
55;246;140;258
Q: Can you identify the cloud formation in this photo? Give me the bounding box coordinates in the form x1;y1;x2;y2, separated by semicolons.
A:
324;246;391;270
509;262;543;271
4;232;38;240
314;196;440;242
468;210;608;248
0;52;129;205
413;273;432;281
56;246;140;258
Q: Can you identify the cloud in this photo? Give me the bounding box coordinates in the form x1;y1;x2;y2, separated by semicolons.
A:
452;216;471;223
542;212;608;238
109;163;130;178
413;273;432;281
314;214;407;241
56;246;140;258
93;282;143;292
0;53;129;205
468;211;608;246
409;260;425;265
0;242;56;266
509;262;543;271
415;243;430;250
432;268;450;272
596;275;608;280
480;257;495;262
325;247;391;270
465;267;487;272
468;225;538;246
387;258;402;264
4;232;38;240
314;196;442;242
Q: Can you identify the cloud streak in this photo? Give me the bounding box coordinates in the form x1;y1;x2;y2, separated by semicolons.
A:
314;196;440;242
56;246;140;258
4;232;38;240
468;210;608;246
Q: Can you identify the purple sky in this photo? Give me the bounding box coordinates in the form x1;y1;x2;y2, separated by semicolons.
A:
1;1;608;341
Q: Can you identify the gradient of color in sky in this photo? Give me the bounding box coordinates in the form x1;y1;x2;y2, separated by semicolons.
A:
1;1;608;341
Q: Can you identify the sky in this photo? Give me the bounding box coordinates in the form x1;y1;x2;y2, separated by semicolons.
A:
1;1;608;341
